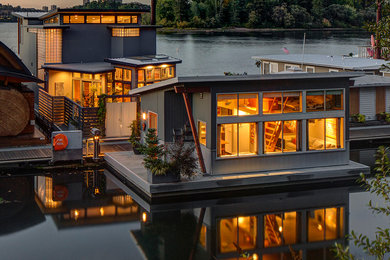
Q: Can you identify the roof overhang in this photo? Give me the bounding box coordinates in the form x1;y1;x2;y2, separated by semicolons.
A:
107;25;162;29
40;8;150;20
106;56;182;67
42;62;115;74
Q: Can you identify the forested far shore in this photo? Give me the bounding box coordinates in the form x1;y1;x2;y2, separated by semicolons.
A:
157;0;381;29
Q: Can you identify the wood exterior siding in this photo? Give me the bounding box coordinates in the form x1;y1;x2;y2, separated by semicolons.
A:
376;87;386;114
349;88;359;115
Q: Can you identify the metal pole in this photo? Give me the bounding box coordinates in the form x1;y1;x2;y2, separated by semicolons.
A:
93;136;100;160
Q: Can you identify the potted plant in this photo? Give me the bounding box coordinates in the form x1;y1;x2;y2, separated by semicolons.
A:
168;138;198;180
351;113;366;123
376;112;386;121
141;128;180;184
129;119;142;154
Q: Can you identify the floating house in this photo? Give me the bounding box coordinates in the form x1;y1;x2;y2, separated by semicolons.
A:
13;9;181;137
128;73;364;175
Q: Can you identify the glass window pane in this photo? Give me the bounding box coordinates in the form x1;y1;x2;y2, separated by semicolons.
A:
115;68;123;80
238;216;257;250
263;63;270;74
326;90;343;110
239;123;258;156
217;94;237;116
219;218;238;253
132;15;138;23
138;70;145;82
325;208;338;240
308;209;325;242
123;69;131;81
263;92;282;114
283;92;301;113
306;91;324;112
117;16;131;23
283;121;299;152
83;73;92;80
63;15;70;24
308;119;325;150
154;68;161;80
198;121;206;146
339;207;344;238
199;224;207;248
264;121;282;154
123;84;131;101
283;212;298;244
73;72;81;78
70;15;84;23
239;93;258;115
168;67;174;77
325;118;339;150
264;214;283;247
86;15;100;23
146;69;153;81
101;15;115;23
149;112;158;130
217;124;238;157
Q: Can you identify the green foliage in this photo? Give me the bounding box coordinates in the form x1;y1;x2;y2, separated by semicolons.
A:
168;139;198;179
334;146;390;259
97;94;107;136
352;113;366;123
74;1;150;11
367;13;390;60
129;119;141;147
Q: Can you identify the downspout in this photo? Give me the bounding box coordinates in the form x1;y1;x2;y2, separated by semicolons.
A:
150;0;156;25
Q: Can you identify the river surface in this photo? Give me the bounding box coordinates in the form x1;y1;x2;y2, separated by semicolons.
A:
0;23;388;260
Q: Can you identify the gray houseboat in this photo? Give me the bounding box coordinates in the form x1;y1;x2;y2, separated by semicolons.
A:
13;9;181;137
128;72;366;175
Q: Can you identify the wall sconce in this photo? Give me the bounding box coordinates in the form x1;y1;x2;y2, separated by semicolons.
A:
142;212;147;222
142;112;147;120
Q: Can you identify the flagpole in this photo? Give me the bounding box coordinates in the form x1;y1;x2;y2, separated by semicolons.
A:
301;33;306;68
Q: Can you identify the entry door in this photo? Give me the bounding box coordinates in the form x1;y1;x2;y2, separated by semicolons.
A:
359;88;376;120
105;102;137;137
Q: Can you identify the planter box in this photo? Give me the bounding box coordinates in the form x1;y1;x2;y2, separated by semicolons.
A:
133;145;142;155
147;170;180;184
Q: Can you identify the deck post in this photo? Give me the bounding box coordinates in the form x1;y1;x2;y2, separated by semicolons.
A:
181;92;207;174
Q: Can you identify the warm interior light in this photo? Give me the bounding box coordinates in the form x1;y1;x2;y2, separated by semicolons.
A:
94;135;99;141
278;226;283;232
94;188;100;194
253;254;259;260
146;66;153;70
74;210;80;220
161;64;168;68
317;224;323;231
142;112;146;120
238;216;245;224
100;207;104;216
142;212;147;222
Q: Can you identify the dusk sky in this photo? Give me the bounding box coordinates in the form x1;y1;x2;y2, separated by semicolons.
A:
3;0;148;9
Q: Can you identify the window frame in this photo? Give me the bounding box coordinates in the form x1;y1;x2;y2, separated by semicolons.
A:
198;120;207;146
148;111;158;133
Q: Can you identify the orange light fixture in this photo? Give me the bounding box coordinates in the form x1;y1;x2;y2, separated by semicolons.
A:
142;212;147;222
142;112;147;120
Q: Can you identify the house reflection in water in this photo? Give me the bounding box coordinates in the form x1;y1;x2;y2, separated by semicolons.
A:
132;186;350;260
34;170;140;228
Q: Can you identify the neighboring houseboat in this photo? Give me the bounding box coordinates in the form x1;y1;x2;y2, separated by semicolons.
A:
252;54;388;75
128;73;362;175
12;9;181;137
0;40;45;147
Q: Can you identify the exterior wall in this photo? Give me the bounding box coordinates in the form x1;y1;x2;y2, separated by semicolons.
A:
140;90;165;140
47;70;72;98
163;91;188;142
376;86;386;114
386;87;390;113
349;88;359;115
62;24;112;63
207;78;349;174
19;23;38;76
383;72;390;77
261;60;345;74
111;28;156;58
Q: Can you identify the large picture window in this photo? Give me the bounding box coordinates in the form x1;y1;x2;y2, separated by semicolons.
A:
217;93;258;117
264;212;299;248
264;120;300;154
307;118;344;150
217;123;258;157
263;92;301;114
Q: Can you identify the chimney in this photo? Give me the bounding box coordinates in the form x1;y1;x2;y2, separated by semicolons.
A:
151;0;156;25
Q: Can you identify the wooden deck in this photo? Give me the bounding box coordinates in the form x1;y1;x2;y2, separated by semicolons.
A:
0;146;52;164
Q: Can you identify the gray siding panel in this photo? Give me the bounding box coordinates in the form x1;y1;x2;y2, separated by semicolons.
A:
163;91;188;142
359;88;376;120
386;87;390;113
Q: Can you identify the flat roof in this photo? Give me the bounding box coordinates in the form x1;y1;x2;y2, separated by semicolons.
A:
252;54;388;70
12;12;48;19
40;8;149;20
352;75;390;88
128;72;364;96
106;55;182;67
42;62;115;74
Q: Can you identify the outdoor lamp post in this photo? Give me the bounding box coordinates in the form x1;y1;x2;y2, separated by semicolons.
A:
91;128;101;161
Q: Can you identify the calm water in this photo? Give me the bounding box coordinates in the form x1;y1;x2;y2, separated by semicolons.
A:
0;23;388;259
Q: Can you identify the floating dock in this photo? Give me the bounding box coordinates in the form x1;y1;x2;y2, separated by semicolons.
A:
105;151;369;201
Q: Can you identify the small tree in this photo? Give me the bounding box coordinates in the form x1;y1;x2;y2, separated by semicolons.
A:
168;139;198;179
334;146;390;259
141;128;170;175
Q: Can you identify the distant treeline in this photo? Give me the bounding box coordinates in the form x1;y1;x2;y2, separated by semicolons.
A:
157;0;380;28
0;4;38;22
73;2;150;11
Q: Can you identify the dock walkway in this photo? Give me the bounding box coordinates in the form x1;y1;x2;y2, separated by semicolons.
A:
105;151;369;200
0;145;52;164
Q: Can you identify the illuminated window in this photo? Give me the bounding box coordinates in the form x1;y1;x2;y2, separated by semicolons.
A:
326;90;343;110
217;94;237;116
83;73;93;80
44;16;59;24
307;207;344;242
138;70;145;82
63;15;70;24
199;225;207;248
86;15;101;23
73;72;81;78
101;15;115;23
70;15;85;23
123;69;131;81
198;121;206;146
138;83;144;88
117;16;131;23
263;92;301;114
168;67;174;77
264;212;299;248
115;68;123;80
45;29;62;63
146;69;153;81
149;112;158;131
306;91;324;112
217;123;258;157
239;93;258;115
307;118;344;150
219;216;257;253
131;15;138;23
154;68;161;80
264;120;300;154
112;28;140;37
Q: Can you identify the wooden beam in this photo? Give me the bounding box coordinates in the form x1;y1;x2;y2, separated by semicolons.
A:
182;92;207;173
174;86;210;94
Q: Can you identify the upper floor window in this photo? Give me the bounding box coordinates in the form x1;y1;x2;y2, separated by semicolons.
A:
263;92;302;114
101;15;115;23
67;15;85;24
44;16;59;24
112;28;140;37
117;15;138;24
115;68;123;81
217;93;258;117
306;90;343;112
86;15;101;23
